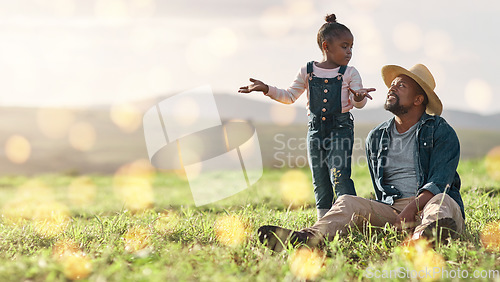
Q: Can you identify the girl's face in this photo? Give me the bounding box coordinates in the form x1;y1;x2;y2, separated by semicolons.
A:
323;32;353;67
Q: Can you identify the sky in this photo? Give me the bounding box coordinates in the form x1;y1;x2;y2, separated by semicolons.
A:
1;0;499;115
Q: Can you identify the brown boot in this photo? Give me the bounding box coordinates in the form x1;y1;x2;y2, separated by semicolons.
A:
422;217;459;242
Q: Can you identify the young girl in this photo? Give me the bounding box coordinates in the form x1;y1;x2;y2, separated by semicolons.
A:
239;14;375;220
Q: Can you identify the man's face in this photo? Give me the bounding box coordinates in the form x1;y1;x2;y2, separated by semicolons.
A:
384;75;421;115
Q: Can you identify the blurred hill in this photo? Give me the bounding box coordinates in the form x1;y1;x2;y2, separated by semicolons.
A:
0;93;499;176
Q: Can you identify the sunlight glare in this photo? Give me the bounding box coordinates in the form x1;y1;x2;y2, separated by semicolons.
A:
399;238;444;280
5;135;31;164
110;103;142;133
270;104;296;126
424;30;454;60
214;215;248;247
289;248;325;280
154;210;180;234
37;108;76;139
207;28;238;58
123;226;152;253
480;220;500;252
485;146;500;181
113;159;156;212
259;6;292;38
464;78;493;112
393;22;423;52
68;177;97;207
280;170;311;208
68;122;96;151
94;0;129;20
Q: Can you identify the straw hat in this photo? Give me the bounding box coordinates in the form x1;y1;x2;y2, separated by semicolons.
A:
381;64;442;116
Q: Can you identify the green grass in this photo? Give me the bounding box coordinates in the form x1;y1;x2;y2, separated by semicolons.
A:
0;159;499;281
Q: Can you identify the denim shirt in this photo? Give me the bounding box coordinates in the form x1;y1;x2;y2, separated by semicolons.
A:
365;113;465;218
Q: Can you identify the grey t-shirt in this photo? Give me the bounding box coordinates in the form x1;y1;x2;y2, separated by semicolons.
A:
383;122;419;198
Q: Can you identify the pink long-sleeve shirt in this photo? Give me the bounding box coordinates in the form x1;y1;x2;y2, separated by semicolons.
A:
265;62;367;115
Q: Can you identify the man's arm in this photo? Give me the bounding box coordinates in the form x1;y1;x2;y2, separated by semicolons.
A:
395;118;460;230
394;190;434;230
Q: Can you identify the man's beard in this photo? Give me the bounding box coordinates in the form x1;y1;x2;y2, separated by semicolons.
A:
384;93;410;115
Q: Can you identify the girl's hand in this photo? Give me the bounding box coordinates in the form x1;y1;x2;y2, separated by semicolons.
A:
238;78;269;94
349;87;376;102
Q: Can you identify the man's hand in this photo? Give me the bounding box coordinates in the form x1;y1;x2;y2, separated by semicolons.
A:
394;206;418;231
394;190;435;231
349;87;376;102
238;78;269;94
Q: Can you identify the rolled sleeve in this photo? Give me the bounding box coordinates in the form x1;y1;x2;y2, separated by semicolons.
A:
419;182;442;196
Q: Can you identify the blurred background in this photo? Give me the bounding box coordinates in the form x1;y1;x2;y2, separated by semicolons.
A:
1;0;499;175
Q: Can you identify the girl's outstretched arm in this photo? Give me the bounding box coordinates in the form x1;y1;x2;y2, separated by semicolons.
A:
238;78;269;94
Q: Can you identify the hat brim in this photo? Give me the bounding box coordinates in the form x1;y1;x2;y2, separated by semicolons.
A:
381;65;442;116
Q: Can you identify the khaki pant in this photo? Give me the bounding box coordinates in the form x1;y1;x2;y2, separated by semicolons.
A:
303;193;464;240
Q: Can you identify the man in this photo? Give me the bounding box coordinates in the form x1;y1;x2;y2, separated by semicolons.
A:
258;64;465;251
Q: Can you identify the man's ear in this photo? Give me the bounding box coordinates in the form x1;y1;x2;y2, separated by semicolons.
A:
414;94;425;106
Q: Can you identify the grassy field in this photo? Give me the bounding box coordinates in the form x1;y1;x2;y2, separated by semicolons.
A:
0;159;499;281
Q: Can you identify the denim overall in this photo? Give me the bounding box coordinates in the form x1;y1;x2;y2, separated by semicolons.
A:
306;61;356;210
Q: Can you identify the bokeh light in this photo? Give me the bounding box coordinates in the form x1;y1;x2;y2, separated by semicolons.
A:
52;238;93;280
129;26;157;53
172;96;200;128
110;103;142;133
186;38;219;74
480;221;500;252
270;104;296;126
424;30;454;60
113;159;155;212
259;6;292;38
153;210;180;234
68;177;97;207
348;0;382;11
280;170;312;208
343;16;386;75
392;22;423;52
53;238;81;260
147;66;172;94
285;0;315;20
129;0;156;17
51;0;76;17
399;238;445;280
178;134;205;166
464;78;493;113
5;135;31;164
207;28;238;58
289;248;325;280
1;179;70;237
32;201;71;238
214;215;248;247
94;0;129;20
36;108;76;139
123;226;152;253
68;122;96;151
62;253;93;280
485;146;500;181
1;179;53;225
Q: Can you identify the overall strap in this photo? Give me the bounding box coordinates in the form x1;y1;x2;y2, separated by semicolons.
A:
338;65;347;76
306;61;314;74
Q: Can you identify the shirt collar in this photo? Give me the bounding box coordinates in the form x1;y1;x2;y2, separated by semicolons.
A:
380;112;435;131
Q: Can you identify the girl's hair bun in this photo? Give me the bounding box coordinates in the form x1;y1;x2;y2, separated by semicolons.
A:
325;14;337;23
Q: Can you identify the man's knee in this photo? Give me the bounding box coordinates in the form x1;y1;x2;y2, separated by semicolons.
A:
336;194;357;203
